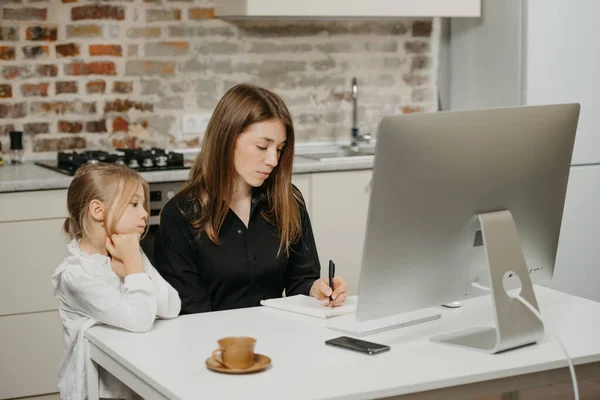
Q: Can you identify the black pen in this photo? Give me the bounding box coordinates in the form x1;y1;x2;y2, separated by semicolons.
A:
328;260;335;306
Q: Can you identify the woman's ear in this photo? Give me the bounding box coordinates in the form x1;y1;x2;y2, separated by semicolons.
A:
88;199;105;222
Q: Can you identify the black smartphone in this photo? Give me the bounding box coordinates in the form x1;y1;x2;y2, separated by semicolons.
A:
325;336;391;355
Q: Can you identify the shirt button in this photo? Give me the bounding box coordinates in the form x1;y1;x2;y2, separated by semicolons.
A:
252;254;257;260
237;229;242;234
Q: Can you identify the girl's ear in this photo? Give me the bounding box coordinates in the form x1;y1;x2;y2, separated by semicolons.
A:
88;199;105;222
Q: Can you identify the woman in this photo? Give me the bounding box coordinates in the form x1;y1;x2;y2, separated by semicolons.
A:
154;83;348;314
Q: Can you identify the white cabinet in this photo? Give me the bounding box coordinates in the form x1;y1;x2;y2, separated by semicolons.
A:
0;189;68;399
0;190;69;316
310;170;372;296
216;0;481;18
548;165;600;302
0;311;64;399
0;219;68;315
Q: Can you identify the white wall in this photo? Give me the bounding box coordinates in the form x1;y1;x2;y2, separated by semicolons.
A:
524;0;600;165
447;0;523;111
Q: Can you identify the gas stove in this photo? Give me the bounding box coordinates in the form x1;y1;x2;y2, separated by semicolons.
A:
35;148;191;176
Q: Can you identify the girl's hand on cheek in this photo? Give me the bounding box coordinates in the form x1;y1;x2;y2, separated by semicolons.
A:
106;234;141;265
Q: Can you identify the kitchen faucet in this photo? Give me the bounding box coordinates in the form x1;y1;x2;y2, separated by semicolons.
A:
350;77;371;149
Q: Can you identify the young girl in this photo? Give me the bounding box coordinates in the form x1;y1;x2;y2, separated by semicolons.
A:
52;162;181;400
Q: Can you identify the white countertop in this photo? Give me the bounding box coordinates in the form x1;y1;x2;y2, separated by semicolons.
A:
0;146;375;193
85;285;600;399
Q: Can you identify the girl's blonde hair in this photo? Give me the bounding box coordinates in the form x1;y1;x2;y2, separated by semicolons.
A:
63;163;150;240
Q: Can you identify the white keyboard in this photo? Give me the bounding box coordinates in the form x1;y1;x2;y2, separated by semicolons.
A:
326;308;442;337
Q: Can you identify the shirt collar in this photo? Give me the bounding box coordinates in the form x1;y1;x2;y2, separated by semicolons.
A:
250;186;268;217
251;186;267;205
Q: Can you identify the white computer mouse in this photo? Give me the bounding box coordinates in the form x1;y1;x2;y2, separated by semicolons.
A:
441;301;462;308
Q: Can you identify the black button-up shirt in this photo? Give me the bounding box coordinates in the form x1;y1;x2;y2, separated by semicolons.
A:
153;187;321;315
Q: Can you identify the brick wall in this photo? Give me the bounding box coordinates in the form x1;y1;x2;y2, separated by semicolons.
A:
0;0;439;155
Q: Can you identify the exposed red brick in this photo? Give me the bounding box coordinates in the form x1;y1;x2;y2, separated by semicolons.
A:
58;120;83;133
36;64;58;77
67;24;102;38
183;136;201;148
403;74;429;86
26;26;58;41
22;83;49;97
86;120;107;133
72;5;125;21
89;44;122;57
56;43;80;57
332;91;352;101
2;67;21;80
31;101;96;115
0;27;19;41
0;103;26;118
112;136;137;149
24;122;49;135
105;99;153;113
402;106;423;114
0;85;12;99
86;80;106;94
55;81;78;95
146;9;181;22
146;41;189;56
0;124;16;136
412;21;432;37
411;55;431;71
124;60;175;76
126;27;161;39
404;41;429;54
112;117;129;132
112;81;133;94
22;45;49;59
3;8;47;21
0;46;16;60
189;7;215;19
33;136;86;152
65;62;116;76
33;102;74;114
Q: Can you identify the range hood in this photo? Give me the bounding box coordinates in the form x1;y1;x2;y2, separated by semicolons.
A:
215;0;481;18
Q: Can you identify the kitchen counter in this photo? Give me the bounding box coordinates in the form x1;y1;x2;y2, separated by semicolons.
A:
0;148;374;193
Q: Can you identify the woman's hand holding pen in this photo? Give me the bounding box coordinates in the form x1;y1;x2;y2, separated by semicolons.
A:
309;277;348;307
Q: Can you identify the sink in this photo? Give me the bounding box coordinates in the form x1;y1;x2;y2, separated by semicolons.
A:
297;147;376;162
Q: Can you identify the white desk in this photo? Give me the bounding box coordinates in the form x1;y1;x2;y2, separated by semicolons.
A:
85;286;600;400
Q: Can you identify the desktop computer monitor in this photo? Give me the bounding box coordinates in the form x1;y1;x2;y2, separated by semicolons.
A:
354;103;579;331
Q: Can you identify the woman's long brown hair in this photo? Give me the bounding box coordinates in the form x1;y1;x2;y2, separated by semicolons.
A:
179;83;302;254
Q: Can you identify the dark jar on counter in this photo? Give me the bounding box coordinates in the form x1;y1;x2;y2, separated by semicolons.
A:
9;131;24;165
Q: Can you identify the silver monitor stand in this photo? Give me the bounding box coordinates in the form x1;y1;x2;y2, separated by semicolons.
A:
430;210;544;353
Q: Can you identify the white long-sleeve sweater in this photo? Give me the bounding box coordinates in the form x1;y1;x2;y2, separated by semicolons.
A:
51;239;181;400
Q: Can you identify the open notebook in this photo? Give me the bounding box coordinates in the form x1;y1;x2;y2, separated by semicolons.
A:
260;295;358;319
